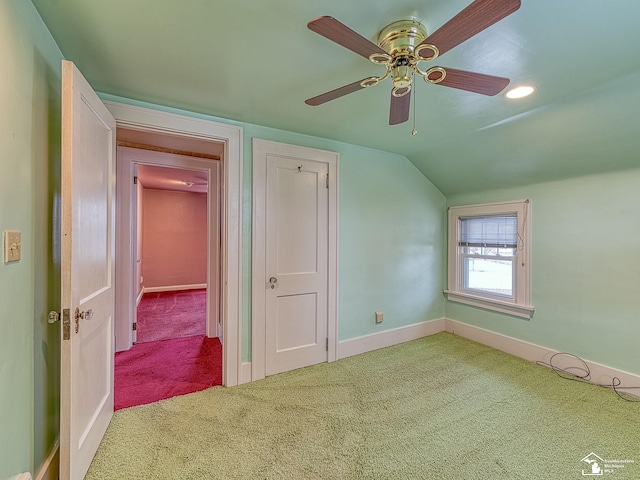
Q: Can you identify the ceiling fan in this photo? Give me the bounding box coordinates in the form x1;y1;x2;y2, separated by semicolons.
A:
305;0;521;125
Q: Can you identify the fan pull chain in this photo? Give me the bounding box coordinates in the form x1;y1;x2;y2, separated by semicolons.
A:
411;75;418;136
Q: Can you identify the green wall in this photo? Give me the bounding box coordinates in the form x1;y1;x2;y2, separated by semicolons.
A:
0;1;63;478
446;167;640;375
337;145;445;339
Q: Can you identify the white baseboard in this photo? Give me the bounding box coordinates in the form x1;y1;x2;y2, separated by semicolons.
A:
143;283;206;293
445;319;554;363
239;362;252;385
338;318;445;360
445;318;640;396
136;288;144;306
35;439;59;480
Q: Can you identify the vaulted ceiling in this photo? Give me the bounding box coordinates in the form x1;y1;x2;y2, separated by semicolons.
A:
31;0;640;195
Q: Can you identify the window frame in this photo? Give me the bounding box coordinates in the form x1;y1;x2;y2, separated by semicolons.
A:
445;200;535;318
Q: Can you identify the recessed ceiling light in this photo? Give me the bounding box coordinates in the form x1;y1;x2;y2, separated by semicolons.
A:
505;85;536;99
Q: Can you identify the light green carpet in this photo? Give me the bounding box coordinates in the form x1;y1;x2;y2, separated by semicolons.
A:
87;333;639;479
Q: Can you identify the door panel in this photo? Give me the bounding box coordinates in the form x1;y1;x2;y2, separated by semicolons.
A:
265;156;328;375
60;60;116;480
252;139;338;380
275;293;318;351
275;167;320;274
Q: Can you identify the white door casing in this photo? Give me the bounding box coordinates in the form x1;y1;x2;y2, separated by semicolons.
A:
60;60;116;480
107;101;243;386
115;147;221;350
252;139;338;379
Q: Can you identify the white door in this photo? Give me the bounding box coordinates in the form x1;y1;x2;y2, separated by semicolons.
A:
252;139;338;378
60;60;116;480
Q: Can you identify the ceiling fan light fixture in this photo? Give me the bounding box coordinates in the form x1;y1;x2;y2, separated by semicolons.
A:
505;85;536;99
392;60;413;89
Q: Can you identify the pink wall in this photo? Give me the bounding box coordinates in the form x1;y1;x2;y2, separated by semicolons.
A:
141;188;208;288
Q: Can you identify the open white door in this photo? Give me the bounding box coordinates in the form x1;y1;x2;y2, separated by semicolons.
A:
60;60;116;480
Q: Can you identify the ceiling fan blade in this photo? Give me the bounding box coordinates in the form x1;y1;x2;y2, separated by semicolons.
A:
429;67;509;95
305;79;367;106
308;16;388;60
389;89;411;125
418;0;521;57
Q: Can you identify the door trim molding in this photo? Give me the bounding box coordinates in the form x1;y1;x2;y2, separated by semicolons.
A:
251;138;339;381
116;146;220;346
106;101;243;387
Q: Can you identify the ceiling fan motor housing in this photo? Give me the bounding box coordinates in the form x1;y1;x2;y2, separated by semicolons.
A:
377;20;428;91
377;19;427;57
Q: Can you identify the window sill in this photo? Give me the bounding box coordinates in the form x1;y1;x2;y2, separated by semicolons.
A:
444;290;535;319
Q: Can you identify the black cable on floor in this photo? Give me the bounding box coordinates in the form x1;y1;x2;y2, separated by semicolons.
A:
536;352;640;403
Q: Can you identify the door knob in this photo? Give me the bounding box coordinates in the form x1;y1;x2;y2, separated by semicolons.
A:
48;311;60;323
269;277;277;289
75;308;94;321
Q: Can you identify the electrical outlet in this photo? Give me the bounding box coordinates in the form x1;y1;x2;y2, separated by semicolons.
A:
4;230;21;263
375;311;383;324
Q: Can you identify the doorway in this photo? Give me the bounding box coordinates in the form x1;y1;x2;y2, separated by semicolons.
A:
114;137;223;408
116;137;222;346
134;162;215;343
109;101;243;387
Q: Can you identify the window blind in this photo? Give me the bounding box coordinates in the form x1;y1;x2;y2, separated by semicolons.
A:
458;215;517;248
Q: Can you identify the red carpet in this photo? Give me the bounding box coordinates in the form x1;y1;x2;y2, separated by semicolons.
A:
136;289;207;343
114;335;222;410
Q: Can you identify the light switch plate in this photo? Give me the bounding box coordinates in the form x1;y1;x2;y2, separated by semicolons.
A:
4;230;22;263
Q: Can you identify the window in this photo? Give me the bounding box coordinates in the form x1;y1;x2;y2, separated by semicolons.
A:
446;200;534;318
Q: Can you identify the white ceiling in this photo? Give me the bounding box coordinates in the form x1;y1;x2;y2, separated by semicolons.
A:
136;164;208;193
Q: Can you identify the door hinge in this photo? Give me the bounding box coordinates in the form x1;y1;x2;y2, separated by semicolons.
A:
326;338;329;351
62;308;71;340
132;322;137;331
326;173;329;189
133;175;138;184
